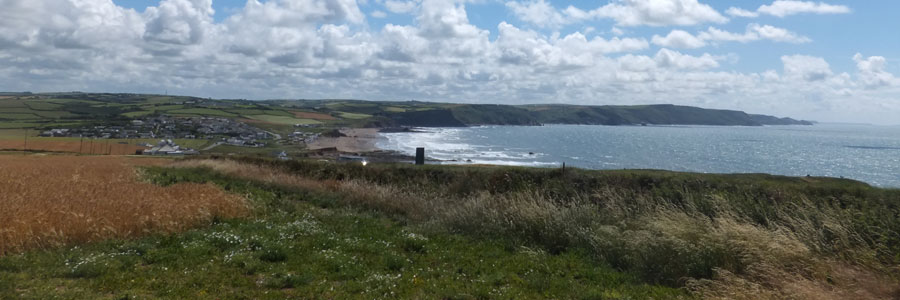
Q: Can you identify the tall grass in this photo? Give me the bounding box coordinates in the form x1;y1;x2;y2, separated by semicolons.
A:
168;158;900;299
0;156;249;255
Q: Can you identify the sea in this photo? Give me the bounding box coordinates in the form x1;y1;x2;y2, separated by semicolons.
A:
376;124;900;188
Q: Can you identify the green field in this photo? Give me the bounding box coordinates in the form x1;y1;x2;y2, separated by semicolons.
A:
145;104;185;111
384;106;407;112
168;108;237;117
0;122;44;129
0;113;39;120
225;109;293;117
121;110;155;118
337;112;373;119
244;115;322;125
23;102;63;110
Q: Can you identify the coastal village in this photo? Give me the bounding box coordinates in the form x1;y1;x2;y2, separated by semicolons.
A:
31;114;344;157
39;116;270;141
37;115;277;154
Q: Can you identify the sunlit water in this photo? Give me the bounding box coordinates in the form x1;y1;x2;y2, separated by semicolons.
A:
377;124;900;187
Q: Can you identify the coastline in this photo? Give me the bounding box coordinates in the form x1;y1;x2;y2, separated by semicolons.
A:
307;128;382;153
306;128;417;162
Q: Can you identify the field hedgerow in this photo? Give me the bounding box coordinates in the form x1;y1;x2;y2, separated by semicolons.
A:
0;155;249;255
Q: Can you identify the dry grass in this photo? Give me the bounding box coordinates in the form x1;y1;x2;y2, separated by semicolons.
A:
169;159;900;299
0;139;144;155
0;155;249;255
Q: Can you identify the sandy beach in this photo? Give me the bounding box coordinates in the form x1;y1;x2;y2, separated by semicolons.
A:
307;128;382;153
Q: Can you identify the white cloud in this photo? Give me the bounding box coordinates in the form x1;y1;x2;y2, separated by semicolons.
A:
495;22;648;69
729;1;850;18
654;48;720;70
725;7;758;18
698;24;810;44
698;27;758;43
782;54;832;81
750;24;810;43
651;30;706;48
853;53;898;88
505;0;567;28
507;0;728;27
654;24;809;48
143;0;214;48
568;0;729;27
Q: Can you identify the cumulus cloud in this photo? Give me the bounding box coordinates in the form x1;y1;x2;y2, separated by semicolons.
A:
495;22;648;69
782;55;833;81
853;53;898;88
725;7;758;18
505;0;567;29
653;24;809;48
584;0;728;26
143;0;214;46
729;1;850;18
507;0;728;27
654;48;720;70
702;24;810;44
652;30;706;48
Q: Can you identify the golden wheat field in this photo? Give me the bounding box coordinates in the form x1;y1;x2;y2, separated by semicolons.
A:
0;155;249;255
0;140;145;155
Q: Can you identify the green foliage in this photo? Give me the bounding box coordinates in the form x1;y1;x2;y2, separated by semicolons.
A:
220;157;900;287
0;166;683;299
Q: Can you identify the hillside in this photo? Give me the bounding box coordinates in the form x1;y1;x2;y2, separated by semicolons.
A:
0;93;813;131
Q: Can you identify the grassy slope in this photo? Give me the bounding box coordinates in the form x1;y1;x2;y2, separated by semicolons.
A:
184;158;900;298
2;156;898;298
0;166;682;299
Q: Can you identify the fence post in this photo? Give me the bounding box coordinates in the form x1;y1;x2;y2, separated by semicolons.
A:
415;147;425;165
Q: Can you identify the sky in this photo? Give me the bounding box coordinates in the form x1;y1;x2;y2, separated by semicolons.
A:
1;0;899;124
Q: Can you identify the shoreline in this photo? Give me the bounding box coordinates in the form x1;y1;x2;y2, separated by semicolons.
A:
307;128;383;153
306;128;418;162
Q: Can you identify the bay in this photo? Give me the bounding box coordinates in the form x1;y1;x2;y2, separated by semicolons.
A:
377;124;900;187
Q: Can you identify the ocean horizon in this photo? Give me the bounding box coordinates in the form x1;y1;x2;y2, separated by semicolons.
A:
377;123;900;188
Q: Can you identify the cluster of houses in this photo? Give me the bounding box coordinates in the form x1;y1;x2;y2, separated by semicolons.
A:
225;136;266;147
39;116;270;144
288;131;321;144
141;139;199;156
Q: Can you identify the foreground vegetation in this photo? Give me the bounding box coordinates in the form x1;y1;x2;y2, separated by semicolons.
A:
2;155;898;298
0;156;248;255
167;158;900;298
0;155;680;299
